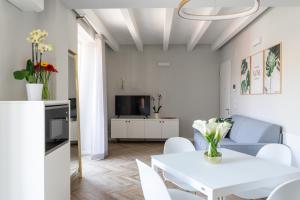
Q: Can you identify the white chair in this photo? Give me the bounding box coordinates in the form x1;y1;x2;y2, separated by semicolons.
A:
136;159;202;200
235;144;292;199
256;143;292;166
163;137;197;192
164;137;196;154
267;179;300;200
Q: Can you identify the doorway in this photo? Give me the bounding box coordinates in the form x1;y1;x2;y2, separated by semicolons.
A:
77;23;108;160
220;60;231;118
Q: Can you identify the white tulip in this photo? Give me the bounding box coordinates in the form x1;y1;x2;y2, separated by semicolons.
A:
208;118;217;123
218;122;232;139
214;126;222;141
193;118;233;141
207;121;218;133
192;120;207;136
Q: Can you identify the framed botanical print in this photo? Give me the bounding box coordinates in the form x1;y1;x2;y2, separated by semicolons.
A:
241;57;251;95
250;51;264;94
264;43;282;94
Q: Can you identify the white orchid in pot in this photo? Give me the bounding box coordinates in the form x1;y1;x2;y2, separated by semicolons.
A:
193;118;232;164
152;94;162;119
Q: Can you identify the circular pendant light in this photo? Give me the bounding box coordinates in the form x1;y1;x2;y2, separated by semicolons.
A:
178;0;260;21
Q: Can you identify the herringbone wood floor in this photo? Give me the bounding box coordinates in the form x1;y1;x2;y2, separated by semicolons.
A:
71;142;262;200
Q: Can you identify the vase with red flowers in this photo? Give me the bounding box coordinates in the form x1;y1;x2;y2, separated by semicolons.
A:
13;29;58;100
35;62;58;100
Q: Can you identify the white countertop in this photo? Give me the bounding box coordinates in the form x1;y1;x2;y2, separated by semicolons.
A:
43;100;70;106
0;100;69;106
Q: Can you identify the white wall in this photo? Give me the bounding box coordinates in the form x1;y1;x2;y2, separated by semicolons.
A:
0;0;77;101
0;0;38;100
37;0;77;100
107;45;220;139
220;7;300;167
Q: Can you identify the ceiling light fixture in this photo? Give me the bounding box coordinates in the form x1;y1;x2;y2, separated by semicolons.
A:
178;0;260;21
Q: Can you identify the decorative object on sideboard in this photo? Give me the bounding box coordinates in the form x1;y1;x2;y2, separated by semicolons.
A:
193;118;232;164
13;29;58;100
240;57;251;95
264;43;282;94
152;94;162;119
26;83;43;101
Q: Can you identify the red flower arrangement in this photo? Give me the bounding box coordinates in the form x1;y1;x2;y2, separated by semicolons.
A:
34;62;58;73
34;61;58;99
13;29;58;100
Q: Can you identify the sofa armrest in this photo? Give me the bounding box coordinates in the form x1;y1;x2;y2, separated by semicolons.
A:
194;130;208;150
221;143;268;156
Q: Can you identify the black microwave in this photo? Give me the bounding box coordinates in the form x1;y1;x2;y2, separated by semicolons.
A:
45;104;69;154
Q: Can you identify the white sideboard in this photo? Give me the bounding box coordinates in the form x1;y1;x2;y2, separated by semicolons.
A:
111;118;179;139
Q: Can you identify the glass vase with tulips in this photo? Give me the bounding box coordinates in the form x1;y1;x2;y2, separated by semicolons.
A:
193;118;233;163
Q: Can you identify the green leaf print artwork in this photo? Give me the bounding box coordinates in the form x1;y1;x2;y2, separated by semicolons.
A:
264;44;281;94
241;58;250;95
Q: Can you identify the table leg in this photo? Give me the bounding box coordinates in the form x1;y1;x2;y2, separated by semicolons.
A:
151;163;158;172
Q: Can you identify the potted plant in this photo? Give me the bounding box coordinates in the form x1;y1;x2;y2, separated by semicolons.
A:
13;29;57;100
152;94;162;119
14;59;42;100
192;118;233;164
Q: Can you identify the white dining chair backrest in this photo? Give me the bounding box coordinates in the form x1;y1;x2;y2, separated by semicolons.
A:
136;160;171;200
256;144;292;166
267;179;300;200
164;137;195;154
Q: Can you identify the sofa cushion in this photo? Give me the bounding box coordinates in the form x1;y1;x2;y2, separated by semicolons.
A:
229;115;281;143
220;138;236;146
194;132;236;150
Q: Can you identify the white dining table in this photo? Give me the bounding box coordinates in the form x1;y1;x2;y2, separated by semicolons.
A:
151;148;300;200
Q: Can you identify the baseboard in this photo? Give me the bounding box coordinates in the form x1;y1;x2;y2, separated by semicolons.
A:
108;137;194;143
109;138;166;142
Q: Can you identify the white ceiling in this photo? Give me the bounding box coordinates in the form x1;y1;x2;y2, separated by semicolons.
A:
62;0;300;9
71;0;292;51
94;9;134;45
94;8;249;46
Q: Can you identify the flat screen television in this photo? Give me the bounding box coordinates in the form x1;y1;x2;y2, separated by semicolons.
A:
115;95;150;117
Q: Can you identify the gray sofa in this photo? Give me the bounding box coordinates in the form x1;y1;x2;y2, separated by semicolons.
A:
194;115;282;156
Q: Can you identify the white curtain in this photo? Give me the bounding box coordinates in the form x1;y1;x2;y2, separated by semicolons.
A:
78;25;108;160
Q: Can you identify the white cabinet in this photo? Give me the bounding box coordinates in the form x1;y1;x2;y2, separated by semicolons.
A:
145;120;161;138
111;118;179;139
127;120;145;138
162;120;179;138
145;119;179;139
0;101;70;200
111;119;145;138
111;120;127;138
45;143;70;200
